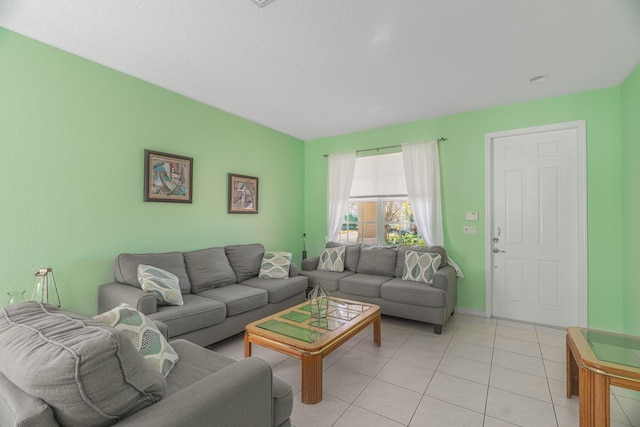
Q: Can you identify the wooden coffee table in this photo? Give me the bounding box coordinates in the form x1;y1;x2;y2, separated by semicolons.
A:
566;327;640;426
244;297;381;404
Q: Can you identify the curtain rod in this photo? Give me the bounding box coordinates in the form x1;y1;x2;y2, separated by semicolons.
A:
322;137;447;158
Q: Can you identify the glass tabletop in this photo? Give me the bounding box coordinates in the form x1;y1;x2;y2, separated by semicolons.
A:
582;329;640;368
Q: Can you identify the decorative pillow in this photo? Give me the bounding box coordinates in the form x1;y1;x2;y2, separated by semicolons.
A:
259;251;292;279
0;302;166;427
317;246;346;272
94;304;179;377
137;264;184;306
402;250;442;284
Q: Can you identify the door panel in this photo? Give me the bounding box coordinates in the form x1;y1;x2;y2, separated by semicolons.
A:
489;126;582;327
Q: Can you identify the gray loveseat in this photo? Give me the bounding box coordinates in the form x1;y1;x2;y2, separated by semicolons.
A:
98;243;308;347
0;302;293;427
300;242;457;334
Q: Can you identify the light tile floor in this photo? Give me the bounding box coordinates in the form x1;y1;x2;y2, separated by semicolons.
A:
208;314;640;426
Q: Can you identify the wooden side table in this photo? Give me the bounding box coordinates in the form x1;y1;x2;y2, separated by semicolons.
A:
566;327;640;426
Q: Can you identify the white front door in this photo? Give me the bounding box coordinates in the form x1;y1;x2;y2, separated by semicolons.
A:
485;121;587;327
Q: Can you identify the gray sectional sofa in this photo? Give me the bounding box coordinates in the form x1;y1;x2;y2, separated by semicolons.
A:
0;302;292;427
98;243;308;347
300;242;457;334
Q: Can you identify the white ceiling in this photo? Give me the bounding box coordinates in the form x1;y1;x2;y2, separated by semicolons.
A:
1;0;639;141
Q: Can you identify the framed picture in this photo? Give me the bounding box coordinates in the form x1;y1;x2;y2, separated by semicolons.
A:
144;149;193;203
228;173;258;214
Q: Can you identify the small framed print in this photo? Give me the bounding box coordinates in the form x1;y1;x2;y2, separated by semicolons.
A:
228;173;258;214
144;150;193;203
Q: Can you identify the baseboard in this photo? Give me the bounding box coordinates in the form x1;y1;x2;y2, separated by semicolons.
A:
454;307;487;318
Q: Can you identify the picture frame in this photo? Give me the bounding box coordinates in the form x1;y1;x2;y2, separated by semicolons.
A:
228;173;259;214
144;149;193;203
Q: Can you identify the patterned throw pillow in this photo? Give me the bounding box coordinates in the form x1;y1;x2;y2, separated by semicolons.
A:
259;251;292;279
94;304;179;377
137;264;184;306
317;246;346;272
402;250;442;284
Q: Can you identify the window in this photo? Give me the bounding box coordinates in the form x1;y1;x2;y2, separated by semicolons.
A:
339;199;425;246
337;152;425;246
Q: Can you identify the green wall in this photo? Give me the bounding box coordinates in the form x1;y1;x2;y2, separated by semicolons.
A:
622;63;640;335
304;87;625;331
3;26;637;333
0;29;305;316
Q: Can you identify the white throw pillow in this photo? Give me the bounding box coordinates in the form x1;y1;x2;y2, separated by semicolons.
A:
317;246;346;272
402;250;442;284
259;251;292;279
94;303;179;377
137;264;184;306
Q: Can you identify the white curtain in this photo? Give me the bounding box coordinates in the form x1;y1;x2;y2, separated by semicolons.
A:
402;140;464;277
327;151;356;242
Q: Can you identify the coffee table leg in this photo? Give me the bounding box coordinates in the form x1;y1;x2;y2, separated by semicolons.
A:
244;333;252;357
373;314;381;347
301;353;323;404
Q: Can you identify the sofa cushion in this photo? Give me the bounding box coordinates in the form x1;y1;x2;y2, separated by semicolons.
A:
242;275;308;303
402;251;442;284
225;243;265;282
259;251;292;279
94;304;179;377
138;264;184;306
198;284;268;316
0;302;166;427
338;273;392;298
167;340;293;427
115;252;191;294
298;269;355;292
326;242;361;271
184;247;237;293
148;294;226;337
318;246;345;272
395;245;448;277
356;245;397;276
381;277;446;308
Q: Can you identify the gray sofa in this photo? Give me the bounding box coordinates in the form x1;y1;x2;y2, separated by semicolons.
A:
300;242;457;334
0;302;293;427
98;243;308;347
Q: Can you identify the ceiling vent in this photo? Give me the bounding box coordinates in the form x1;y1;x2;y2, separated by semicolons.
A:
250;0;276;7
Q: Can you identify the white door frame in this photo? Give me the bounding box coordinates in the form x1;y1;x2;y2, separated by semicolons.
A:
484;120;588;326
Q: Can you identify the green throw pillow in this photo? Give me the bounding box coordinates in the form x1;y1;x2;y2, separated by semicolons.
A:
94;304;179;377
318;246;345;272
137;264;184;306
402;250;442;284
259;251;292;279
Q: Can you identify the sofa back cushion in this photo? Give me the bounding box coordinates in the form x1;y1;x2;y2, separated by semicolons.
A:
326;242;361;272
356;245;397;276
225;243;265;283
114;252;191;294
395;245;448;278
184;247;237;293
0;302;166;427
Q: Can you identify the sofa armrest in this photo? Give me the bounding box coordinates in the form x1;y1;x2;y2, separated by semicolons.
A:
433;265;457;318
301;257;319;271
116;357;273;427
98;282;158;315
289;262;299;277
432;265;456;292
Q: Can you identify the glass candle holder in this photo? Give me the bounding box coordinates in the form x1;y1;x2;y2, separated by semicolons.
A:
7;290;26;305
308;282;329;319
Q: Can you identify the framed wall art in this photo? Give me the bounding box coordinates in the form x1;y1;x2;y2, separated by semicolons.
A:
144;149;193;203
228;173;258;214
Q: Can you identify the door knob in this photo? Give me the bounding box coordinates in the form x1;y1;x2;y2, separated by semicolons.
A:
492;248;506;253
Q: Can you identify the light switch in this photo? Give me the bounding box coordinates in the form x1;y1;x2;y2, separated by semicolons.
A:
463;226;477;235
466;212;479;221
